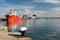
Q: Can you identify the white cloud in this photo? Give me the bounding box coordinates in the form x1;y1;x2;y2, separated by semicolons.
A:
0;5;34;15
0;0;7;5
1;0;5;3
50;7;60;11
44;0;60;4
47;7;60;17
33;0;60;4
31;7;60;17
14;5;34;10
1;3;60;17
33;0;43;3
34;10;47;17
12;5;34;15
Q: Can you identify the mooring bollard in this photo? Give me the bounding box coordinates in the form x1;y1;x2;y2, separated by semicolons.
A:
20;27;27;37
18;27;32;40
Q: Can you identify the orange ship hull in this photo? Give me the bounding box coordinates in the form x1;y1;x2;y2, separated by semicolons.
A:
6;14;24;28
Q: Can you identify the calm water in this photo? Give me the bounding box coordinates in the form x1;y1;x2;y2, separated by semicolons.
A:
1;19;60;40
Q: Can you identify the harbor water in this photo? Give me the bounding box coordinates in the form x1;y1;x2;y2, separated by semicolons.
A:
1;19;60;40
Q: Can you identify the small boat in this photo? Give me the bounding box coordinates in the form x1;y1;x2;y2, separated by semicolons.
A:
32;14;36;19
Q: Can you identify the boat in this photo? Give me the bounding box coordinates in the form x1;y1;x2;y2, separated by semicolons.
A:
5;9;24;28
32;14;36;19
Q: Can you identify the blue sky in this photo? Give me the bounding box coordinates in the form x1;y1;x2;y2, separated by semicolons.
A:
0;0;60;17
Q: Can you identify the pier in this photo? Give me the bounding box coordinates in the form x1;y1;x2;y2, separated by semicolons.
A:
0;16;6;21
8;32;32;40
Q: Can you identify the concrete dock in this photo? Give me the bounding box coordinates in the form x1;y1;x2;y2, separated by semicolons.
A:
8;32;32;40
0;26;32;40
17;37;32;40
0;31;32;40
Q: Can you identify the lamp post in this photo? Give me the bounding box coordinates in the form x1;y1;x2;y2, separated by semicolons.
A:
20;27;27;37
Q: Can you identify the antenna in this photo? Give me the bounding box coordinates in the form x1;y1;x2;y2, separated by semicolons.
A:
9;7;17;15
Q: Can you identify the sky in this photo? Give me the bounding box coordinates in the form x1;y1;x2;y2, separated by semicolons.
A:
0;0;60;17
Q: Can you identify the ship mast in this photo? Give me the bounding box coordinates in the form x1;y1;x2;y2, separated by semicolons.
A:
9;8;17;16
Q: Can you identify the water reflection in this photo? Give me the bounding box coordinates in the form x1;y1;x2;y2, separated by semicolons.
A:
24;19;59;40
1;19;60;40
23;19;32;27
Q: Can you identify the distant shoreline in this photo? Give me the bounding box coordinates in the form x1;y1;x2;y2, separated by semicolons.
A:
1;17;60;21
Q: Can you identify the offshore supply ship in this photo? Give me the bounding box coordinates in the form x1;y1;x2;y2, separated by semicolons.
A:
5;9;24;28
